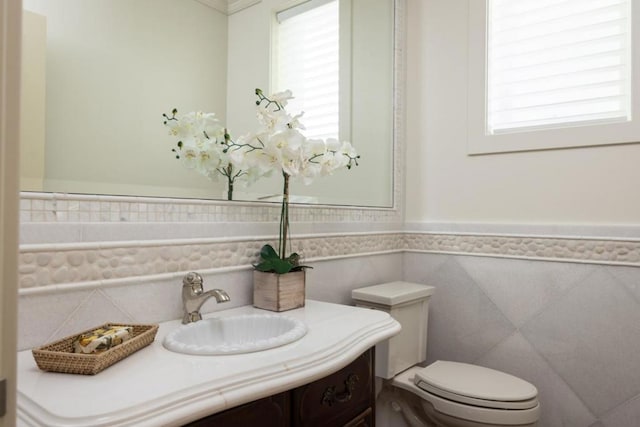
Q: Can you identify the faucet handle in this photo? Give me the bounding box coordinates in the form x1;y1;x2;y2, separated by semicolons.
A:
183;272;204;294
183;272;203;286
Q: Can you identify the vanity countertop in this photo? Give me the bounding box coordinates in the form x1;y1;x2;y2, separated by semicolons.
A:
17;300;400;427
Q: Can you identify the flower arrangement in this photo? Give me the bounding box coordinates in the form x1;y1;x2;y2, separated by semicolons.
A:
163;88;359;274
231;89;360;274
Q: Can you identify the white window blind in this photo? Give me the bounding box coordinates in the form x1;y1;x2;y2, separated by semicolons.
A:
487;0;632;134
274;0;340;140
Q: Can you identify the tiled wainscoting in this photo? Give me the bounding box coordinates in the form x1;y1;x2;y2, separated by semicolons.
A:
18;251;405;351
405;252;640;427
18;223;640;427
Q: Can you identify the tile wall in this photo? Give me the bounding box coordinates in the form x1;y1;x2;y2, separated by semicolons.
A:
404;252;640;427
19;252;405;352
17;200;640;427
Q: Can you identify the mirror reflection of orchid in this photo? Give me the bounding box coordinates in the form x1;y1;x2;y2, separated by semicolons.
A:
161;110;262;200
163;88;359;273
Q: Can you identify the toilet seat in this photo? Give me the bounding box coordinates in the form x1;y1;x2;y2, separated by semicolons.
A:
414;361;538;410
392;365;541;426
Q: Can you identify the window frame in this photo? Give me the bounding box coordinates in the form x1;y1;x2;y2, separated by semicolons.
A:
467;0;640;155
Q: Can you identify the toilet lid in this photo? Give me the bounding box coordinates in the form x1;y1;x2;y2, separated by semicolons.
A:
414;361;538;410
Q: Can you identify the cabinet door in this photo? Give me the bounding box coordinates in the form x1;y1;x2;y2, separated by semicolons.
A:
345;408;373;427
184;392;290;427
291;348;374;427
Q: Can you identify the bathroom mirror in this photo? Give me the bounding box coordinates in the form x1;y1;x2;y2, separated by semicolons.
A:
20;0;395;207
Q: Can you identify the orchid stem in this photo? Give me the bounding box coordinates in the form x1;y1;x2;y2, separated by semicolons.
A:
279;172;290;260
226;164;234;200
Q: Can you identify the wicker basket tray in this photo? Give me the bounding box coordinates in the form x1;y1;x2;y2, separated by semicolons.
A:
32;323;159;375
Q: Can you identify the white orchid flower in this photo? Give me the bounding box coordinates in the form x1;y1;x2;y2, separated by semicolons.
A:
270;129;305;155
299;159;323;184
303;138;327;158
198;149;223;172
257;108;290;132
319;150;349;174
270;89;294;107
166;120;193;141
288;112;306;130
339;140;358;157
180;146;199;169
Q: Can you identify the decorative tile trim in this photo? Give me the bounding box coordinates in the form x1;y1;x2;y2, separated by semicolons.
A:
19;192;400;224
18;232;404;289
405;232;640;267
391;0;406;216
404;221;640;239
19;230;640;291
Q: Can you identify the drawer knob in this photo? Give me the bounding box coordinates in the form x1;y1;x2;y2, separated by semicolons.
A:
321;373;359;406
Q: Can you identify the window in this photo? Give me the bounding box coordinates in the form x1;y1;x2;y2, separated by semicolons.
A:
468;0;640;154
274;0;340;141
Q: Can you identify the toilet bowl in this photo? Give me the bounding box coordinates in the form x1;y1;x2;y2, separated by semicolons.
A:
392;364;539;426
352;282;540;427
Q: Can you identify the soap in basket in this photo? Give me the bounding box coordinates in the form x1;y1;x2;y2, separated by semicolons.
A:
73;325;133;354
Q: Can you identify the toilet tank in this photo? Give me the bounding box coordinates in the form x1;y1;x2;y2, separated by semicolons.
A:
352;282;435;379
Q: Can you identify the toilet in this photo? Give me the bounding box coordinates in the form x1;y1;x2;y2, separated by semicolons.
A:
352;282;540;427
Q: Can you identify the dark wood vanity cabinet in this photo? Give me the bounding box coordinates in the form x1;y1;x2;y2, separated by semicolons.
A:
291;349;374;426
185;393;290;427
185;348;374;427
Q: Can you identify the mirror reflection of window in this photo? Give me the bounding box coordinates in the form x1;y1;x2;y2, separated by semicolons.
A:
274;0;340;141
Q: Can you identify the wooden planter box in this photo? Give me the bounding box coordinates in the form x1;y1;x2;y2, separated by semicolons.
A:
253;270;305;312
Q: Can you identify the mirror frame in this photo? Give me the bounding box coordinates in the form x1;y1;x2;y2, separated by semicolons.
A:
18;0;404;224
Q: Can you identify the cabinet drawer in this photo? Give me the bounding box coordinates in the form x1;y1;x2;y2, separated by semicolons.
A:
291;348;374;427
184;392;290;427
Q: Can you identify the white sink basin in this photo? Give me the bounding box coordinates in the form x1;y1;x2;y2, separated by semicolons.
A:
163;314;307;355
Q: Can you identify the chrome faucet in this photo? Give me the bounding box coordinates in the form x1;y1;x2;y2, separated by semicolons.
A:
181;272;230;324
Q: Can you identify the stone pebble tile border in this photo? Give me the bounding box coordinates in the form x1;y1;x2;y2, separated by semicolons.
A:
404;233;640;266
19;232;640;290
19;233;405;289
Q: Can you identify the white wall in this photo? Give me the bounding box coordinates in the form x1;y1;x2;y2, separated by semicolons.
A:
22;0;228;199
405;0;640;226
